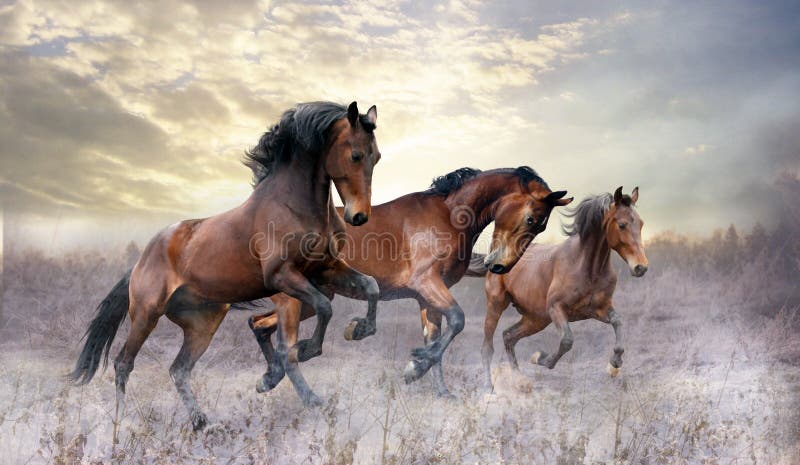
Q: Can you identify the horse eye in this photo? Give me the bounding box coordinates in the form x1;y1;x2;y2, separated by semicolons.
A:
351;152;364;162
526;216;534;226
619;222;627;230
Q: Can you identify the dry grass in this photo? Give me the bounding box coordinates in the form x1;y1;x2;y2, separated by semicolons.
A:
0;248;798;464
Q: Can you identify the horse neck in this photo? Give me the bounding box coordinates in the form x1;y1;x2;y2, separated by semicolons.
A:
257;148;333;222
444;174;517;242
580;225;612;280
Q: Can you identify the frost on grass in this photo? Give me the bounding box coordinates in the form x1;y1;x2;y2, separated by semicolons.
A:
0;242;798;464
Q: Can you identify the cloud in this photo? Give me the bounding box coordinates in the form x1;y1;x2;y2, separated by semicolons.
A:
2;0;798;248
0;0;596;225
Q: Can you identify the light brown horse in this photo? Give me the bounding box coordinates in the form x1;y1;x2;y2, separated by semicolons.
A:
71;102;382;430
247;167;573;398
479;187;648;392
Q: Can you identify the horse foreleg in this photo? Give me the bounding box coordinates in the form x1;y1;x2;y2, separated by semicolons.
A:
605;308;624;377
271;268;332;406
532;304;572;370
482;286;510;393
419;308;452;398
503;317;547;369
318;261;380;342
403;278;464;385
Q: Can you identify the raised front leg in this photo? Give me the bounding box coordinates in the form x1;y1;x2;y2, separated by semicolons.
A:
531;304;573;370
324;262;380;342
403;276;465;385
503;316;548;369
270;268;333;406
606;308;624;377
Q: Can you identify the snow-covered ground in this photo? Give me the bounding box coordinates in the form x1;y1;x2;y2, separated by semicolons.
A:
1;252;798;464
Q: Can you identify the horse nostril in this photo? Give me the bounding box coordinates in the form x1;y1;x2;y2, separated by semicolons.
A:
633;265;648;277
351;212;368;226
490;264;507;274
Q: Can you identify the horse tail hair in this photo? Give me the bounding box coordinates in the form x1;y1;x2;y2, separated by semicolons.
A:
69;269;132;385
465;253;489;277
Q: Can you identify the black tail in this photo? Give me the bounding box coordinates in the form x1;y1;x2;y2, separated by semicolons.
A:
465;253;488;277
70;269;132;385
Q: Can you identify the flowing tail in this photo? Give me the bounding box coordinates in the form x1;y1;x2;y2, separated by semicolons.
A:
465;253;488;277
70;269;132;385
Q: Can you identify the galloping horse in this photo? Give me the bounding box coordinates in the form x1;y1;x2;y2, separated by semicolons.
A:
478;187;648;392
71;102;382;430
248;167;573;398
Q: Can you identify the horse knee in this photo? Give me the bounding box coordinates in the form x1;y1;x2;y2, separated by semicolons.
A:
446;306;465;334
363;276;379;301
314;299;332;321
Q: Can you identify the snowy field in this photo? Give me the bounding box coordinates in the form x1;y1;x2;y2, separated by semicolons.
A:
0;250;798;464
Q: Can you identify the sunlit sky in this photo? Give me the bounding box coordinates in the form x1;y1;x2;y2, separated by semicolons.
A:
1;0;798;252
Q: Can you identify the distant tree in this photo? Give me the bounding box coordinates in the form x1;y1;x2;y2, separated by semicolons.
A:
720;224;740;270
745;222;768;260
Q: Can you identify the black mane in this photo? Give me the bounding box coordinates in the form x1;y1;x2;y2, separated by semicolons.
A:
427;165;549;196
512;165;549;191
244;102;372;187
428;167;482;195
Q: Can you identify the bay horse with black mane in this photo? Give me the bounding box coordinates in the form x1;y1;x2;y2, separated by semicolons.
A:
70;101;382;431
247;166;573;398
478;187;648;392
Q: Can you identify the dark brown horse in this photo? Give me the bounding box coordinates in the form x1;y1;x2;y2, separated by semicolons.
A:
70;102;382;431
248;167;573;398
479;187;648;392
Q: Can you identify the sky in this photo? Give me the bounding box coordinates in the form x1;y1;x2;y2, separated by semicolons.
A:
1;0;798;252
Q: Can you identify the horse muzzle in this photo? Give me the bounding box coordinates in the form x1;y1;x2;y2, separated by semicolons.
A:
630;264;648;277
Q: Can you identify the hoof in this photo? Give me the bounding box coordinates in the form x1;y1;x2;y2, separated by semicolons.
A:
287;340;322;364
256;370;284;393
343;318;375;341
303;394;324;408
531;351;550;367
403;358;434;384
191;411;208;431
436;389;457;400
606;362;620;378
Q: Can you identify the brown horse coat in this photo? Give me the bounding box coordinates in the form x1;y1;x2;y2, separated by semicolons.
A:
249;167;573;397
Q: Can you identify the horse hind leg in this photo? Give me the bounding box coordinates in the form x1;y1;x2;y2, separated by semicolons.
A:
166;288;228;431
112;301;161;445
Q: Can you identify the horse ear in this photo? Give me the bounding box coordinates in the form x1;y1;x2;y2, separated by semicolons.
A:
347;101;359;127
366;105;377;125
614;186;623;204
545;191;572;207
555;196;574;207
631;186;639;205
